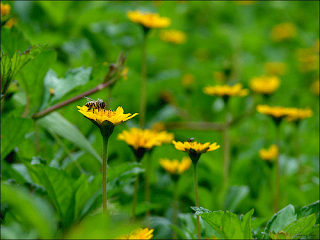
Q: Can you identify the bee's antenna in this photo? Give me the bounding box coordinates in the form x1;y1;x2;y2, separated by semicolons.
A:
84;96;94;101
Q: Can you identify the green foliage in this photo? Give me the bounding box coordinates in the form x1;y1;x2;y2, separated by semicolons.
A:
192;207;254;239
1;1;319;239
1;116;32;160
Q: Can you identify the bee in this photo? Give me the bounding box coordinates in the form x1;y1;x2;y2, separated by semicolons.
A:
187;138;195;142
84;97;106;113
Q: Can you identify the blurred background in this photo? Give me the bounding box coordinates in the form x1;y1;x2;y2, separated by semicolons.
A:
1;1;319;239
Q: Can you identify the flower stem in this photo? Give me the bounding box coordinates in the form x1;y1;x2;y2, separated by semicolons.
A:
274;125;280;213
139;32;147;128
102;135;109;213
132;173;139;220
223;121;230;189
193;163;201;239
173;179;179;239
145;152;152;218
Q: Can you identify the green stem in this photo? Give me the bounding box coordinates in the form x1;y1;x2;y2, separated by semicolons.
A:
295;123;302;188
223;106;230;189
274;125;280;213
132;173;139;220
193;163;201;239
102;135;109;213
139;32;147;128
145;151;152;218
173;179;179;239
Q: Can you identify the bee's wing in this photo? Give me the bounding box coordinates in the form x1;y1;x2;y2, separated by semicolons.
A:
84;96;94;101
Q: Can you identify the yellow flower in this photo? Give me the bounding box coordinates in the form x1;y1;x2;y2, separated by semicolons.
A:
4;17;17;29
256;105;291;126
118;128;161;151
173;140;220;164
127;10;170;29
271;22;297;42
159;30;186;44
296;48;319;73
118;228;154;239
49;87;55;96
259;145;278;161
159;156;192;175
285;107;313;123
117;128;174;160
264;62;287;76
203;83;249;97
249;75;280;95
256;105;290;118
1;2;11;17
311;80;319;95
77;106;138;126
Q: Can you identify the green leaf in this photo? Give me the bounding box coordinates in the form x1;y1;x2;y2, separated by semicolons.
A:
40;66;92;111
0;27;31;57
17;49;57;115
242;209;254;239
221;211;245;239
282;214;317;239
1;183;57;239
310;224;319;239
224;185;250;212
1;44;48;98
297;200;319;223
0;116;32;160
265;204;297;234
36;112;102;163
24;163;76;227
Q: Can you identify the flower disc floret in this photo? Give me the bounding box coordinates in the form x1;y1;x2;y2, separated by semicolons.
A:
250;75;280;95
203;83;249;97
159;157;192;175
127;10;170;29
77;106;138;126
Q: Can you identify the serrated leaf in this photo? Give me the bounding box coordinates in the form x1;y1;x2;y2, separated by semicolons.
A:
1;183;57;239
282;214;317;239
221;211;244;239
265;204;297;234
224;185;250;212
297;200;319;223
0;116;32;160
36;112;102;163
